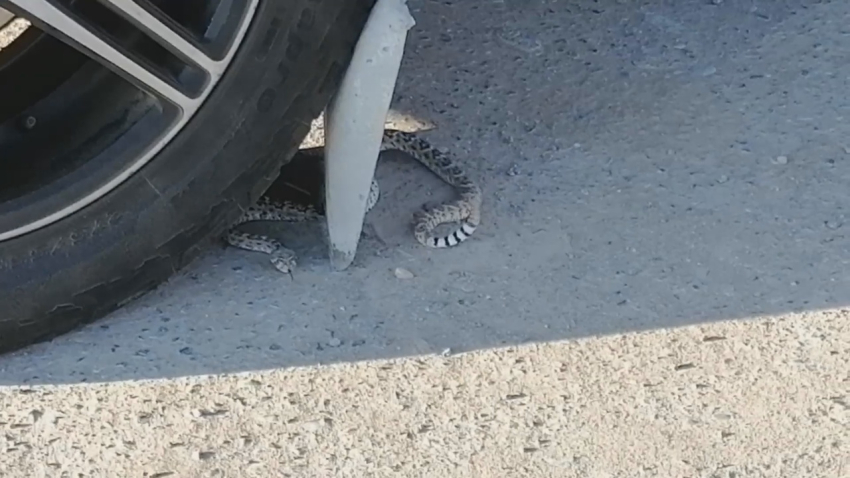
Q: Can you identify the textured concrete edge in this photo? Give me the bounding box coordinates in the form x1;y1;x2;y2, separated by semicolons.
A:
2;307;843;389
0;310;846;477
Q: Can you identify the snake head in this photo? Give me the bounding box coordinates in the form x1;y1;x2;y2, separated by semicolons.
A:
270;256;296;277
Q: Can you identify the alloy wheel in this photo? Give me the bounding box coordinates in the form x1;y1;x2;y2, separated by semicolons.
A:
0;0;258;241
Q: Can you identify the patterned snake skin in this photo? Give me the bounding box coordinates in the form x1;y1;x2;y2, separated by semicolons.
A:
224;129;482;274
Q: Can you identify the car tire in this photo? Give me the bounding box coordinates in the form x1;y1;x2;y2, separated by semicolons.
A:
0;0;376;355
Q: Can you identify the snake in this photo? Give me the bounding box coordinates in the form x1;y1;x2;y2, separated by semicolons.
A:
224;129;482;274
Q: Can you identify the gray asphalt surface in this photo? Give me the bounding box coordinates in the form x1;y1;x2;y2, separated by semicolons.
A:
1;0;848;476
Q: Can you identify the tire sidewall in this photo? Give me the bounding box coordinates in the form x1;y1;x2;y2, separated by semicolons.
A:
0;0;374;352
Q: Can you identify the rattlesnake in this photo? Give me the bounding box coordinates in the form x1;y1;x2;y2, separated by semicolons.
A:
224;129;482;274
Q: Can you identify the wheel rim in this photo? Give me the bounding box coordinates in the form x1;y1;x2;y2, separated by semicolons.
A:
0;0;258;242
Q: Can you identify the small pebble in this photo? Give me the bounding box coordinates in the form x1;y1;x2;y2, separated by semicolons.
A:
717;175;729;184
394;267;415;279
328;337;342;347
441;348;452;357
825;220;842;230
507;164;520;176
773;155;788;165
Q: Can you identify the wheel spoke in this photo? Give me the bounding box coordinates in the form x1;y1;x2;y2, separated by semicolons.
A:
98;0;223;77
6;0;195;110
0;7;13;28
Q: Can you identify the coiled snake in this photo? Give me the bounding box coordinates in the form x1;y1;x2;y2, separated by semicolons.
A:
224;129;482;274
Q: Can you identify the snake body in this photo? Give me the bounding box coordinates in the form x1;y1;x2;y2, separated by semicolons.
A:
225;129;482;273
